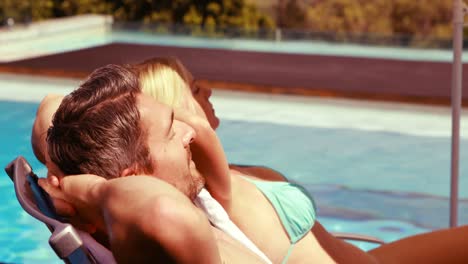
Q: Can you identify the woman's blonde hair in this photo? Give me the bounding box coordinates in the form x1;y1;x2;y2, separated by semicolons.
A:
134;57;197;113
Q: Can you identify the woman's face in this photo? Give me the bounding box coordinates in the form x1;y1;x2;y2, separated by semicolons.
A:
188;80;220;129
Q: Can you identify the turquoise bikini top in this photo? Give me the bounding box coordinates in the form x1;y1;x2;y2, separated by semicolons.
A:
247;179;317;244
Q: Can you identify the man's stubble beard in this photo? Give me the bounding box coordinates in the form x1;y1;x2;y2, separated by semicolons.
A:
188;168;206;200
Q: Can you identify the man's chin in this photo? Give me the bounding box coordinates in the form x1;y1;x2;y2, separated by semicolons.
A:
211;117;220;130
189;160;196;169
189;184;205;201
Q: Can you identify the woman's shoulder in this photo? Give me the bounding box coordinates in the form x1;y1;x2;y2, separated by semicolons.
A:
229;164;288;182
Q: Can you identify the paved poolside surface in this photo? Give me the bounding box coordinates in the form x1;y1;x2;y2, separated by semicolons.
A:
0;42;466;105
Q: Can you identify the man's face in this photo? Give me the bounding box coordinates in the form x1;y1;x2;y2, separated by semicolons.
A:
137;94;204;200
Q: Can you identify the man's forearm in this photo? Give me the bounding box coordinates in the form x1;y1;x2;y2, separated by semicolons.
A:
98;176;222;263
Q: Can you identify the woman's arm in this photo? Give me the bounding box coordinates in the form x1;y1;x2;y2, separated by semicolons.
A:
174;109;232;212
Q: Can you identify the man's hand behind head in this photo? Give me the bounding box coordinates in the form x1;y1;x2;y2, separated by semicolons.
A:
38;174;105;234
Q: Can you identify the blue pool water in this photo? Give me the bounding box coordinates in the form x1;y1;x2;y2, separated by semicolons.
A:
0;100;56;263
0;99;467;263
218;119;468;225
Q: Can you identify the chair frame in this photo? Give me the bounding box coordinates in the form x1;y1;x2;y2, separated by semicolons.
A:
5;156;115;264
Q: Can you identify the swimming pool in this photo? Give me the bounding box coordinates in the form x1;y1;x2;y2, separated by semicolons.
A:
1;74;467;263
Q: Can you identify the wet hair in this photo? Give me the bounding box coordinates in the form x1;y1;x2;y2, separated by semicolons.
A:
134;57;197;113
47;64;154;179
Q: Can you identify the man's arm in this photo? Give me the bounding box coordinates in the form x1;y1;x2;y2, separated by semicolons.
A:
31;94;64;164
60;175;222;264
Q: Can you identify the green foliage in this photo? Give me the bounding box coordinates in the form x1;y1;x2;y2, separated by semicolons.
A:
0;0;111;24
1;0;274;33
1;0;456;44
31;1;55;21
276;0;307;29
182;5;202;25
391;0;452;38
307;0;393;34
306;0;453;40
0;0;34;24
59;0;113;16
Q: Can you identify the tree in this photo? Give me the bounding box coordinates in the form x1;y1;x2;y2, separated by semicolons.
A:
391;0;452;39
0;0;274;35
59;0;113;16
276;0;307;29
0;0;34;25
305;0;454;46
307;0;393;35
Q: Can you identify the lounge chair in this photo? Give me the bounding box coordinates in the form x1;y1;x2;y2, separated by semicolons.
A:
4;156;116;264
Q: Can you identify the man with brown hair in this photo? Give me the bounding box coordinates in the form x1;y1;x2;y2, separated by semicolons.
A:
44;64;267;263
47;64;153;179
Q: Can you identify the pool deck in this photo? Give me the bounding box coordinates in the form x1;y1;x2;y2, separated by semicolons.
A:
0;42;466;106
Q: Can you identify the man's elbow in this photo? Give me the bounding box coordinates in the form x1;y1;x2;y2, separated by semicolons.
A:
109;196;184;263
141;195;201;243
142;196;219;263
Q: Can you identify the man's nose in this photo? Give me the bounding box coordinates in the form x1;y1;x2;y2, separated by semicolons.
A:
202;86;212;98
182;124;196;147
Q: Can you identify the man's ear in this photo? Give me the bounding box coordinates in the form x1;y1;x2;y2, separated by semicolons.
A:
46;159;65;186
121;166;137;177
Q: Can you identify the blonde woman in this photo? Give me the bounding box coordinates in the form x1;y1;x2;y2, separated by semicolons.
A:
134;57;286;182
132;57;468;264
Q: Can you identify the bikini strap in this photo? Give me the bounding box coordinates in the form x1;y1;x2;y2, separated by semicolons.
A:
281;244;296;264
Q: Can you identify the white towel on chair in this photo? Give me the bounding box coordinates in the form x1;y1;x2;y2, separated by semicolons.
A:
194;188;272;264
